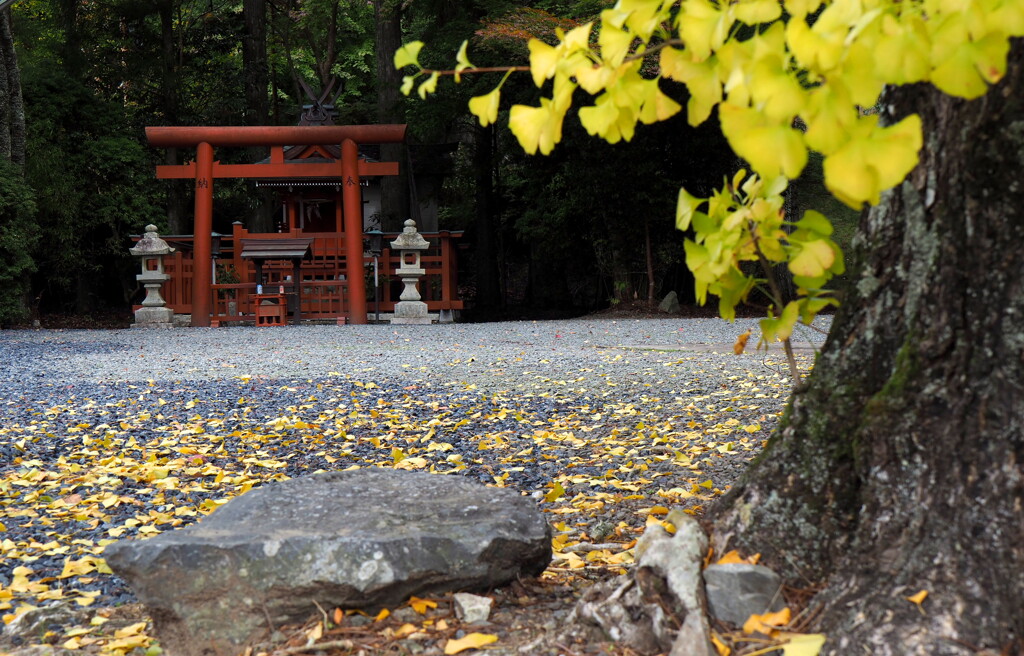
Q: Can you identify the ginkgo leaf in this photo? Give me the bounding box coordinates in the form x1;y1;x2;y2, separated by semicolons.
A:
906;589;928;604
875;14;931;85
417;72;440;100
760;301;800;343
454;40;473;83
528;39;560;87
802;82;856;155
931;32;1010;99
783;0;822;19
409;596;438;614
509;99;564;155
789;239;836;278
304;621;323;646
678;0;734;61
743;607;791;635
822;114;922;208
711;631;732;656
719;103;807;180
749;54;806;121
661;50;722;125
599;23;634;67
393;41;424;70
785;18;843;73
638;79;683;125
400;75;415;96
545;481;566;502
444;632;499;654
676;187;707;232
905;588;928;614
468;88;501;127
779;633;827;656
735;0;782;24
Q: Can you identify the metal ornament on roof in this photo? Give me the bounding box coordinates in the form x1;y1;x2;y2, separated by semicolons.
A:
298;78;342;126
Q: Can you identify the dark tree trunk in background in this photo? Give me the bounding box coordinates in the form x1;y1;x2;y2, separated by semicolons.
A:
159;0;187;234
374;0;409;232
243;0;273;233
0;9;24;167
473;124;501;315
0;11;10;162
243;0;269;127
711;41;1024;655
644;218;655;304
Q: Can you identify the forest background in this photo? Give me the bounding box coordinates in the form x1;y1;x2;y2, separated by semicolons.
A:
0;0;857;327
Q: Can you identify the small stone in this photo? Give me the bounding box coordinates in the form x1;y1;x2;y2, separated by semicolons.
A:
658;291;681;313
391;607;420;624
3;602;85;644
703;563;786;626
453;593;493;624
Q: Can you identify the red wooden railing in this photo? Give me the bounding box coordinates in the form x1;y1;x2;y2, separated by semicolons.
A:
135;226;463;324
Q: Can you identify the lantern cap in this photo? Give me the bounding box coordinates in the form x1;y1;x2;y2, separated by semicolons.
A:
130;225;176;257
389;219;429;251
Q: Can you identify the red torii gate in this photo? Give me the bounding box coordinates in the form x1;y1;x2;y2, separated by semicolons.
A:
146;124;407;327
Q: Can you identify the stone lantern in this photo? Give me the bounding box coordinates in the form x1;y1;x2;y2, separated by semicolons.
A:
389;219;431;325
130;224;176;328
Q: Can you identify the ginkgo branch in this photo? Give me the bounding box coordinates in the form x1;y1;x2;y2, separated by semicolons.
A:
417;65;531;76
753;239;800;388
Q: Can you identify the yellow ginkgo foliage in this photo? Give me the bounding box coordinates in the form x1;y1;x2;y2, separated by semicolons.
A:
394;0;1024;380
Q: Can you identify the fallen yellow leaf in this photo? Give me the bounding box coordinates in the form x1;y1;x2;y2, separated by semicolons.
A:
444;632;499;654
743;607;791;635
780;632;827;656
906;589;928;615
906;589;928;604
409;596;438;614
711;631;732;656
734;330;751;355
374;608;390;622
305;621;323;645
394;623;418;638
545;481;566;503
113;621;147;638
715;549;761;565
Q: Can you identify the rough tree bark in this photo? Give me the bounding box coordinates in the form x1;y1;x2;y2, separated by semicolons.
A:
243;0;273;233
0;10;10;162
158;0;188;235
374;0;409;232
710;41;1024;655
0;7;25;166
472;123;502;316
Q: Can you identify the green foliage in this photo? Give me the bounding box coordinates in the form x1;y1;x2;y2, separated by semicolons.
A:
0;159;37;324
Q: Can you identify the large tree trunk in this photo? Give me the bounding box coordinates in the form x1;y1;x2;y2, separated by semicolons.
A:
243;0;273;233
0;10;10;162
158;0;188;235
0;8;25;166
710;41;1024;655
472;124;502;316
374;0;409;232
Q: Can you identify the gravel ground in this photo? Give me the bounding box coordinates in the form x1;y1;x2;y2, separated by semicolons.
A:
0;317;830;654
0;317;829;386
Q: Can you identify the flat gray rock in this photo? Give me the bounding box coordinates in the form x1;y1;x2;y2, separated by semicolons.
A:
104;469;551;656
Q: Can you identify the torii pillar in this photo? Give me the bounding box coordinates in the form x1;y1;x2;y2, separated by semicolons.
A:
146;125;407;327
